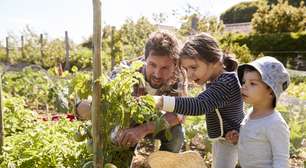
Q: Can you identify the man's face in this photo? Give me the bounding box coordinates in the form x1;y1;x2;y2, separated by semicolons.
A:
145;53;176;89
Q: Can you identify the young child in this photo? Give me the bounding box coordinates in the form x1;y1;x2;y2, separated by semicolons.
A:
228;56;290;167
153;33;245;168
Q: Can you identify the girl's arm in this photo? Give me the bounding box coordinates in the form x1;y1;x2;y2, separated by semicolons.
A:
155;80;233;116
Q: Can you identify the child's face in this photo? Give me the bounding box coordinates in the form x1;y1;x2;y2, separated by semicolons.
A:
241;71;273;106
180;57;216;85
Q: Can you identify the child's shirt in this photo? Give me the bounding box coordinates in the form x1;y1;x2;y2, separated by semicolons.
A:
163;72;244;139
238;111;289;168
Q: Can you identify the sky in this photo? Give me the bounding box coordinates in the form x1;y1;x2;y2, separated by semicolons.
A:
0;0;250;44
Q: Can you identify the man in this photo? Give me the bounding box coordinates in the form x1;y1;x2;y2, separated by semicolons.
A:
77;31;185;153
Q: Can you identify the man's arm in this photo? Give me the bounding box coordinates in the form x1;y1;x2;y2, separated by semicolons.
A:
116;112;181;147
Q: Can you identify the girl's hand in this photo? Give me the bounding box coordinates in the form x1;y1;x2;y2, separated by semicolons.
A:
225;130;239;145
153;96;163;110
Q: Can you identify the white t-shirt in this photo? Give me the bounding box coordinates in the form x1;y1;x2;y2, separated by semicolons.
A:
238;110;290;168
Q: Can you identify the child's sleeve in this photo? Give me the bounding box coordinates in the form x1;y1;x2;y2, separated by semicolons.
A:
172;80;232;116
266;120;290;168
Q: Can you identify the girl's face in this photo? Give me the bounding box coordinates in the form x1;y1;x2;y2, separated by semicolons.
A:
180;57;216;85
241;71;273;107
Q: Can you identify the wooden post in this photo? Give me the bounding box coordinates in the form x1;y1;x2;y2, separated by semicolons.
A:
0;73;3;155
5;37;9;61
40;34;44;59
110;26;115;70
92;0;103;167
21;36;25;58
64;31;70;70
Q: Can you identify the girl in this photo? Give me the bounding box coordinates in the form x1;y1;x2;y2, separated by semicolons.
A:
154;33;244;168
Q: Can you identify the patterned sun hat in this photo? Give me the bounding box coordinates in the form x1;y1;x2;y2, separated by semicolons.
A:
238;56;290;102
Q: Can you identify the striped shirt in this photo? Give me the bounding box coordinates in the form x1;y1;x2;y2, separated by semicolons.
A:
169;72;244;139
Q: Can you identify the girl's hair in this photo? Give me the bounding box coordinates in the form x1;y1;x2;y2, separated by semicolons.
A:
179;33;238;72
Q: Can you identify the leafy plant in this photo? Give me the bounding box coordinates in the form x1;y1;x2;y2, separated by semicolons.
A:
0;119;91;168
72;61;162;167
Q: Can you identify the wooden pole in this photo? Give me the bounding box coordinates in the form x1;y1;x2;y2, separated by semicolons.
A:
21;36;24;58
110;26;115;70
0;73;3;155
64;31;70;70
5;37;9;61
39;34;44;61
92;0;103;167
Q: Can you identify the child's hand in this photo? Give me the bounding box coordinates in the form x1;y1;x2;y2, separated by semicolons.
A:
225;130;239;145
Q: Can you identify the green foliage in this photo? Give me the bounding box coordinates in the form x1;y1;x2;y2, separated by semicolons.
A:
2;66;72;112
101;26;124;71
252;0;306;33
2;67;53;109
80;25;124;71
287;81;306;100
266;0;306;7
278;102;306;157
220;1;259;24
41;38;66;68
3;96;37;136
70;47;92;69
119;17;156;59
0;119;91;168
178;14;224;36
69;70;92;100
0;47;7;62
219;33;254;63
227;31;306;65
72;61;161;167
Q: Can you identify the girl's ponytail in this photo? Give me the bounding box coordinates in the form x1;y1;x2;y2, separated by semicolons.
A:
223;53;238;72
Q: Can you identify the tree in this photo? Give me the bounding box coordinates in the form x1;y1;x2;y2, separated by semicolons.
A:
220;1;259;24
152;12;168;25
266;0;306;7
252;0;306;33
178;14;224;36
119;17;156;59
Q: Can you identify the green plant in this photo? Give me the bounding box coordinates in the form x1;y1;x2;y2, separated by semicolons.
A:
73;61;164;167
0;119;91;168
3;96;37;136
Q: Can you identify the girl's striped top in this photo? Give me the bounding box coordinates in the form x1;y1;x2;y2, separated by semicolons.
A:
163;72;245;139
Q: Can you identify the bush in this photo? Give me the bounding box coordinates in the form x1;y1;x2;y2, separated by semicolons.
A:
227;31;306;66
3;96;37;136
0;119;91;168
220;1;259;24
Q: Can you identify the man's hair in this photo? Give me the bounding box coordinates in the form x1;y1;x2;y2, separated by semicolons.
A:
243;66;276;108
144;31;179;60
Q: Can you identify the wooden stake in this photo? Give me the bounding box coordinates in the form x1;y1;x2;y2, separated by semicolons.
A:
92;0;103;167
5;37;9;61
64;31;70;70
21;36;25;58
0;73;3;155
111;26;115;70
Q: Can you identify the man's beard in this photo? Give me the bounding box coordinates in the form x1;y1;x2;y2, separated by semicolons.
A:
149;77;164;89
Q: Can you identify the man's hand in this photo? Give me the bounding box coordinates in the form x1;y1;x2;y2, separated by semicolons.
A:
225;130;239;145
163;112;182;126
116;125;149;148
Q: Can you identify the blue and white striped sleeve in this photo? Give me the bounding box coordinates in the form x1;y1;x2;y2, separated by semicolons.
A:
173;81;232;116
